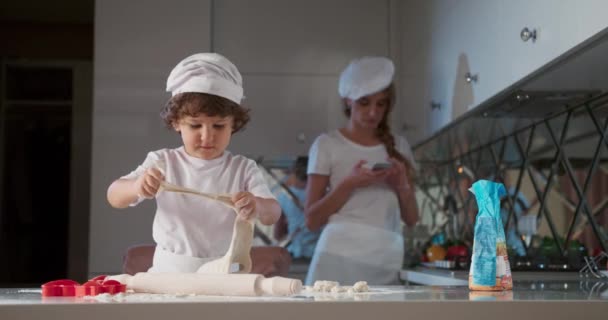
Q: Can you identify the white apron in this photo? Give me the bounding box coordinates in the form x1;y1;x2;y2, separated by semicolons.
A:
304;220;404;285
148;246;219;273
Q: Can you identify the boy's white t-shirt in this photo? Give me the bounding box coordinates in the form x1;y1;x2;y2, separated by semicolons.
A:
122;147;274;259
307;130;416;233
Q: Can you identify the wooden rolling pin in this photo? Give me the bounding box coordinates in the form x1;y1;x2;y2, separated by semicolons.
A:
107;273;302;296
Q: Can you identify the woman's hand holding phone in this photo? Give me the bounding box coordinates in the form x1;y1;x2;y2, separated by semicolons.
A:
345;160;390;189
385;158;410;192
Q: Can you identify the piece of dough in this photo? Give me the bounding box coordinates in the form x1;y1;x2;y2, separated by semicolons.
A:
197;215;254;274
330;286;348;293
312;280;340;292
351;281;369;292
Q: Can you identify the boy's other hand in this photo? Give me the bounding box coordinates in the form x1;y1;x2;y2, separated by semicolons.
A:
233;191;257;220
134;168;164;199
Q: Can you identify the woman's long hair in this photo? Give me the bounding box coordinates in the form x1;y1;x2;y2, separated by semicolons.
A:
343;84;416;185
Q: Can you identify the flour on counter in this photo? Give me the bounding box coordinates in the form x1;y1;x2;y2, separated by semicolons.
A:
88;292;196;303
311;280;369;294
88;292;127;302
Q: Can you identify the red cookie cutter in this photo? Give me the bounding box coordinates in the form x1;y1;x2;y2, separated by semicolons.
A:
41;275;126;297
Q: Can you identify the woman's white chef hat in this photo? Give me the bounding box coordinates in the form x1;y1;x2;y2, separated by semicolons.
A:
338;56;394;100
166;53;244;104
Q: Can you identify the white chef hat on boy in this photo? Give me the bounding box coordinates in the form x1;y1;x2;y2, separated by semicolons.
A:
166;53;244;104
338;56;394;101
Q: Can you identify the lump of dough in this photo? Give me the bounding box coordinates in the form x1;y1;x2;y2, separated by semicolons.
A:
351;281;369;292
312;280;340;292
330;286;347;294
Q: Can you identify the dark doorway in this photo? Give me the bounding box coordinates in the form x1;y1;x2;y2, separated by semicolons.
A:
0;65;72;286
0;0;94;286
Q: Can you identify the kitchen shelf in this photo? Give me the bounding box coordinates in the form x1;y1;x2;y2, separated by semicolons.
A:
413;26;608;258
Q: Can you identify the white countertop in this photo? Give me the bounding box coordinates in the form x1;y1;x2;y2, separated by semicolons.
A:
1;282;607;320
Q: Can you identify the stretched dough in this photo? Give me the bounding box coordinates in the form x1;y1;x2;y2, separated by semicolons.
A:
197;215;254;274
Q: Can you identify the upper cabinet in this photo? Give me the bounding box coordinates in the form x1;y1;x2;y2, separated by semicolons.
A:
404;0;608;138
214;0;391;157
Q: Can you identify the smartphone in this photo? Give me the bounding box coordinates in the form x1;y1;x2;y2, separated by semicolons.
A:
371;162;392;171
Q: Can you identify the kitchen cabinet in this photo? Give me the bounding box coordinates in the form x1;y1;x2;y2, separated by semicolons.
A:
412;23;608;258
413;0;608;135
213;0;391;156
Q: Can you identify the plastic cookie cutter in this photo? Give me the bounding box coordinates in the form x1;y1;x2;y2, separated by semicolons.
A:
41;275;126;297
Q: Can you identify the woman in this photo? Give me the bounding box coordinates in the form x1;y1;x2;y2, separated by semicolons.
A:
304;56;418;285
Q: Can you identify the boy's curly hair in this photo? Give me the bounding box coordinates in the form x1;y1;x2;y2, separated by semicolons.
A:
160;92;250;133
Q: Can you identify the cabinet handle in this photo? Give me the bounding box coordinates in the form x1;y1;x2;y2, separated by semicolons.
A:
520;27;537;42
464;72;478;83
430;101;441;110
516;93;530;102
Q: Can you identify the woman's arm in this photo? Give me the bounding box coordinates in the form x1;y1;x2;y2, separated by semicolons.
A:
385;158;419;226
305;160;389;231
396;186;419;227
304;174;356;231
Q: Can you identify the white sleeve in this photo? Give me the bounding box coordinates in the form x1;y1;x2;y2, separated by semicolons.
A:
398;136;418;171
244;161;276;200
120;150;165;206
307;134;331;176
120;151;165;180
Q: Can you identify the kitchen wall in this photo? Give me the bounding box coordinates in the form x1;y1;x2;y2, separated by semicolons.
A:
90;0;403;275
399;0;608;136
91;0;212;275
398;0;608;255
91;0;608;276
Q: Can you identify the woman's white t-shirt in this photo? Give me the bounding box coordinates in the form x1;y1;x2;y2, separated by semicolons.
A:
307;130;416;233
122;147;274;259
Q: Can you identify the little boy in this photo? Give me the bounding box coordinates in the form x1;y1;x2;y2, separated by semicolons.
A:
107;53;281;272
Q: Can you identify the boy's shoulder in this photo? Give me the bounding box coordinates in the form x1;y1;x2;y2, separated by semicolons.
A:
224;152;258;167
221;152;267;177
146;147;183;158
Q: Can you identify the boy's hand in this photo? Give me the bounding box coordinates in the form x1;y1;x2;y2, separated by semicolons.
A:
232;191;258;220
134;168;164;199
